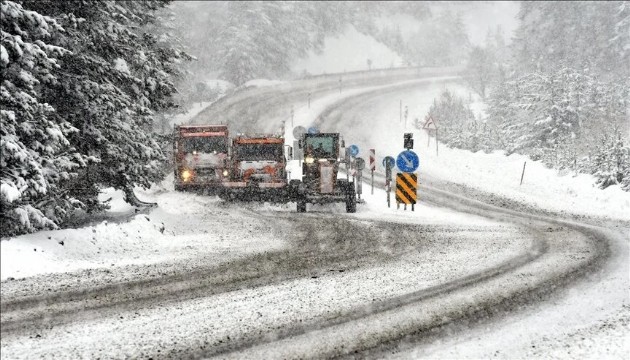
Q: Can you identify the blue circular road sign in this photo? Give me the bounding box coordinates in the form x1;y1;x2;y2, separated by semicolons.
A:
348;144;360;157
382;156;395;168
396;150;420;173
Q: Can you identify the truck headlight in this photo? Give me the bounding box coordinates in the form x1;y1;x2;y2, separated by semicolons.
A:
305;156;315;164
222;169;229;176
181;170;192;181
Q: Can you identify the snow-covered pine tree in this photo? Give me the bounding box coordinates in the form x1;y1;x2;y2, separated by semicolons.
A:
215;2;317;86
0;1;86;235
423;90;476;150
465;46;495;99
23;0;188;211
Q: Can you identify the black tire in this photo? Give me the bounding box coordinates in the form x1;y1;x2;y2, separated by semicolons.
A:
297;197;307;213
345;183;357;213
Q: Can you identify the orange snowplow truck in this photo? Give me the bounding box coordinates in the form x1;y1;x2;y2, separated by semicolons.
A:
173;124;229;193
220;136;291;202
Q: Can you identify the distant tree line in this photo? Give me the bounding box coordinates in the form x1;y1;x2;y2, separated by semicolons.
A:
169;1;474;86
437;1;630;191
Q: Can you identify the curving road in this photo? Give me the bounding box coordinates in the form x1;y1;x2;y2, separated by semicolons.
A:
1;70;627;359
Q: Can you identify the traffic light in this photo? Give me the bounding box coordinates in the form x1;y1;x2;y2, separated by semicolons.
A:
404;133;414;149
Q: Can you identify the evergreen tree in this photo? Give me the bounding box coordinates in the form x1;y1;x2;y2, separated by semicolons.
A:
215;1;318;85
465;46;494;98
22;0;188;211
1;1;84;235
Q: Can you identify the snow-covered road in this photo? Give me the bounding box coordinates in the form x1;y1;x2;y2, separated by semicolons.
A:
1;69;628;359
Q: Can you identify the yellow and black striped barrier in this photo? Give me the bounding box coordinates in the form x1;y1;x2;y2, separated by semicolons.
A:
396;172;417;210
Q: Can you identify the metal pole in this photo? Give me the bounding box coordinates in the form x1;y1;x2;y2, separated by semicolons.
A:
436;128;439;156
371;170;374;195
520;161;527;185
345;149;350;181
399;100;402;123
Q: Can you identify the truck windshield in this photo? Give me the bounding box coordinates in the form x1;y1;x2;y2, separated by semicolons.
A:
305;136;336;158
235;144;283;161
182;136;228;154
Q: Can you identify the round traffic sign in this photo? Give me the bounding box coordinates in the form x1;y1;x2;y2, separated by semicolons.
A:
348;144;359;157
307;126;319;134
396;150;420;173
292;126;306;138
382;156;395;168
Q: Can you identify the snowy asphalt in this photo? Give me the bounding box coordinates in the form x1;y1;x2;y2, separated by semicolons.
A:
1;70;627;359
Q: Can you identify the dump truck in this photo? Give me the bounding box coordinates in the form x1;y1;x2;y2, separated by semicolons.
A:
290;132;356;213
220;135;291;202
173;124;229;193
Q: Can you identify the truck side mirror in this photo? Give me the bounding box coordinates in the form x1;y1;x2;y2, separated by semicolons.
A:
298;140;303;149
340;139;345;148
285;145;293;160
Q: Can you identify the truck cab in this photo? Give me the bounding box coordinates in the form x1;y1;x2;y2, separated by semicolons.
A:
173;124;229;193
293;132;356;213
220;136;290;201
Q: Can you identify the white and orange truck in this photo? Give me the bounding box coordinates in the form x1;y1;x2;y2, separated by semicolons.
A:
173;124;229;193
220;135;292;202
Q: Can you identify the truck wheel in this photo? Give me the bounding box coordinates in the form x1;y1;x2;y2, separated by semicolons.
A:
345;184;356;213
297;198;307;213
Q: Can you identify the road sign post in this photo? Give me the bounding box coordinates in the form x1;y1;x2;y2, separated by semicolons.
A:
395;173;417;211
383;156;395;208
292;126;307;166
404;133;413;150
369;149;375;195
348;144;359;184
396;150;419;173
355;157;364;199
422;116;438;156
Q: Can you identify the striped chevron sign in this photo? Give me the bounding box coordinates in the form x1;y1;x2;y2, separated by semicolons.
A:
395;172;417;205
369;149;375;171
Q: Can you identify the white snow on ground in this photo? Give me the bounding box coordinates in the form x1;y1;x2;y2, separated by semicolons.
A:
1;73;628;358
292;24;404;76
169;101;215;126
0;179;285;281
169;79;232;127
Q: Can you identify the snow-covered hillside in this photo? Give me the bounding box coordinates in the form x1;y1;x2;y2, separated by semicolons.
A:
291;25;404;76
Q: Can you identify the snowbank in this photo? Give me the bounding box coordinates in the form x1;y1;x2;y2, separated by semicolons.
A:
0;182;286;280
